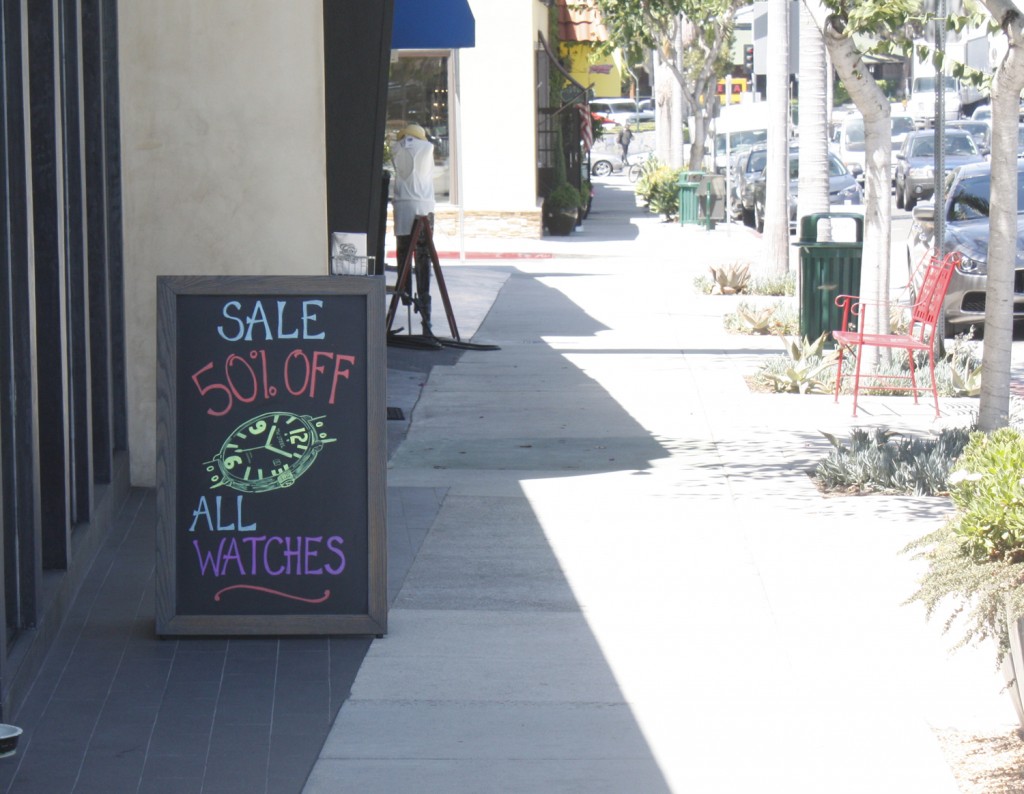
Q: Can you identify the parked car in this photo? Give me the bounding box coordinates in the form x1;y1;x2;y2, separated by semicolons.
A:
829;115;866;183
731;144;768;225
623;109;655;125
589;148;624;177
972;102;1024;123
589;97;638;127
749;147;863;232
947;120;992;157
890;113;917;181
894;129;983;211
906;159;1024;334
625;97;655;125
830;113;917;186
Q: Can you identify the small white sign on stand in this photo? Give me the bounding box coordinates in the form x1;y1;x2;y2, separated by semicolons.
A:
331;232;374;276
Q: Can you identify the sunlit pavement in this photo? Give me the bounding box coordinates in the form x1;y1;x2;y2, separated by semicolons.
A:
305;177;1015;793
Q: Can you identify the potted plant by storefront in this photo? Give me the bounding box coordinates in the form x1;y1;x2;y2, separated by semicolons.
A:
544;184;582;236
905;427;1024;726
543;128;582;236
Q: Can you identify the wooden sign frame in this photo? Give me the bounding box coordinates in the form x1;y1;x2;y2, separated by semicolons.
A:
155;275;387;636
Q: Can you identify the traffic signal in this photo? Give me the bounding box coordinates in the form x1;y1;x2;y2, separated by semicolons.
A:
743;44;754;72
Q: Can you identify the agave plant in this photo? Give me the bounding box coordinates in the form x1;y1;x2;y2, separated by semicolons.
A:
735;303;776;333
760;332;839;394
707;262;751;295
945;329;983;398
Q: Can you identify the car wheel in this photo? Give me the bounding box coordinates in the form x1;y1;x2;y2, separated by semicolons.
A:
591;160;612;177
742;207;755;228
754;201;764;233
904;183;916;212
895;179;904;209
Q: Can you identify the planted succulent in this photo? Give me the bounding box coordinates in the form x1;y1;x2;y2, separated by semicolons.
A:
735;303;776;333
708;263;751;295
815;426;971;496
945;329;983;398
758;332;838;394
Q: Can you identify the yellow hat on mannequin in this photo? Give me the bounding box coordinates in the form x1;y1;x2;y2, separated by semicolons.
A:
397;124;427;141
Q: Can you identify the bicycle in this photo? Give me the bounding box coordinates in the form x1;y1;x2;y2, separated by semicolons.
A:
626;149;654;183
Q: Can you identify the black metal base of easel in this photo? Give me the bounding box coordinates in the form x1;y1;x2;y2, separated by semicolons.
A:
386;216;499;352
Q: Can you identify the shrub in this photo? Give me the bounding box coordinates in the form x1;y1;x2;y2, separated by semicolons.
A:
905;427;1024;659
544;183;582;213
749;271;796;297
724;300;798;335
634;157;664;205
815;426;972;496
946;428;1024;563
638;165;684;220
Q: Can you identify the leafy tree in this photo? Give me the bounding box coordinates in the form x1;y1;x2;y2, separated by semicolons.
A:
587;0;746;169
803;0;916;354
808;0;1021;421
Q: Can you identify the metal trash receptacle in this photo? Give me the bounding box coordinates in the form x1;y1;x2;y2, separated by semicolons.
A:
697;174;727;230
678;171;703;226
798;213;864;344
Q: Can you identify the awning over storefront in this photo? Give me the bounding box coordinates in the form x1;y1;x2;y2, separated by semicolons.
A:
392;0;475;49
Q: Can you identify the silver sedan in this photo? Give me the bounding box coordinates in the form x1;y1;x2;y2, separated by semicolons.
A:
589;149;625;177
906;160;1024;334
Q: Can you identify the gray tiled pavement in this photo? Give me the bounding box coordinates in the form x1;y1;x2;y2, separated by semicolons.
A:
2;173;1021;793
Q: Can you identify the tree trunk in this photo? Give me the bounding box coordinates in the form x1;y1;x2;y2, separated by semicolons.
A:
655;58;673;166
978;5;1024;430
821;14;891;365
797;2;830;237
669;20;685;168
765;0;791;275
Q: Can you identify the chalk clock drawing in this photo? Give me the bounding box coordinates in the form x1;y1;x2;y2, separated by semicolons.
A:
205;411;336;493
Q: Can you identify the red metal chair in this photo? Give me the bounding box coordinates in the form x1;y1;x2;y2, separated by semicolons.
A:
832;249;959;418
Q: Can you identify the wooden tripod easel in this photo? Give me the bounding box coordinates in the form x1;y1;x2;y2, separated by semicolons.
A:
386;214;460;342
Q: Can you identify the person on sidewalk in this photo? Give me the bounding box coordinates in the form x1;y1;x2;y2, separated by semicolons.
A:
617;124;633;161
392;123;436;334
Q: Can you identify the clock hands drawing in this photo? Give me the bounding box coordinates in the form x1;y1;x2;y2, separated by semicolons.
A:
204;411;336;493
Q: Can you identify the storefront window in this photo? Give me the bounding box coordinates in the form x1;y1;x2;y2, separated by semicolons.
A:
387;54;452;203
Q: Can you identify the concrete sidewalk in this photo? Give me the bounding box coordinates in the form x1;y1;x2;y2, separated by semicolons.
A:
307;176;1016;793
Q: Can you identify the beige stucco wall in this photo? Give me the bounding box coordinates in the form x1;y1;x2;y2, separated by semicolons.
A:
119;1;328;487
458;3;543;218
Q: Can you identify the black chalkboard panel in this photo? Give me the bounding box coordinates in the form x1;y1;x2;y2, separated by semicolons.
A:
155;276;387;636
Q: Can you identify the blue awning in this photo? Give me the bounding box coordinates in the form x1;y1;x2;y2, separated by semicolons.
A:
392;0;475;49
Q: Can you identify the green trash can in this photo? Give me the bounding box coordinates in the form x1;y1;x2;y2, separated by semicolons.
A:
678;171;703;226
798;213;864;345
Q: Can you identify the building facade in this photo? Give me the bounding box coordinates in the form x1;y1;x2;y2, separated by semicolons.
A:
389;1;580;241
0;0;394;718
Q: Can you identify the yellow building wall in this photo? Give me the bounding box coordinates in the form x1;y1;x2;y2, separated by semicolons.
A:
560;42;623;98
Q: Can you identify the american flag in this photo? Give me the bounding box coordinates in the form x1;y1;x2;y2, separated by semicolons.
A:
577;104;592;153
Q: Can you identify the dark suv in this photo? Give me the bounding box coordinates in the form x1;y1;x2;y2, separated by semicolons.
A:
748;146;863;232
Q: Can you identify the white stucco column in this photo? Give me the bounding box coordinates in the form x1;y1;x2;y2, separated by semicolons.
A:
118;0;328;486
